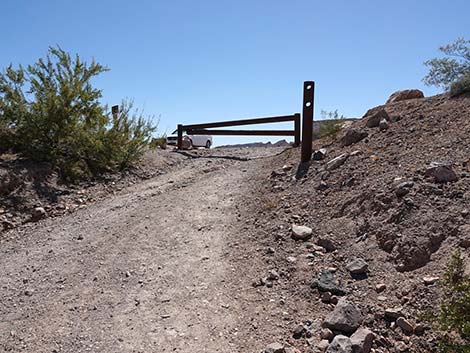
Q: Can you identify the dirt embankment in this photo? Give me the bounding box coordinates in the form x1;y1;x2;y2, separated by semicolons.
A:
237;93;470;352
0;150;187;231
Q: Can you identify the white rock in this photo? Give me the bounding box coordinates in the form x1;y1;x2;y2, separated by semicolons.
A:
292;225;313;240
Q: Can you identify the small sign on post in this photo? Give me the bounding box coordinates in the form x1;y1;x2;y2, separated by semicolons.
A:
111;105;119;117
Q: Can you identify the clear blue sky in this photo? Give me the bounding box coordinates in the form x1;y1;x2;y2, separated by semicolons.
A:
1;0;469;145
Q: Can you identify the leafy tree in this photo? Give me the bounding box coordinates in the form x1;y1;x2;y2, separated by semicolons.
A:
423;37;470;95
0;47;156;181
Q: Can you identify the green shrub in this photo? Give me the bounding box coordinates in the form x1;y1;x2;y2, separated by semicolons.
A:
0;46;156;181
149;136;167;150
427;250;470;352
423;37;470;91
450;73;470;97
316;109;345;138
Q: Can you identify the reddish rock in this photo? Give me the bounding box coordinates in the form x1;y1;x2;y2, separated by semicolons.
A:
386;89;424;104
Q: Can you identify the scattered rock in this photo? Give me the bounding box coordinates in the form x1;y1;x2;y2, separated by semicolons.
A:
323;298;362;334
414;323;426;335
386;89;424;104
316;340;330;351
264;343;285;353
375;283;386;293
345;258;368;275
317;181;329;191
312;270;346;296
313;149;327;161
271;170;287;178
384;307;404;320
286;256;297;263
327;154;349;170
293;324;306;339
326;335;353;353
340;129;368;147
379;118;389;131
396;317;414;333
2;219;15;230
350;327;374;353
343;177;355;187
292;225;313;240
268;269;281;281
266;247;275;254
395;181;414;197
365;109;390;128
460;238;470;249
284;347;301;353
423;276;439;285
321;291;332;303
31;207;47;221
282;164;293;171
330;296;339;305
458;224;470;249
462;209;469;218
424;162;458;183
317;238;336;252
320;328;334;341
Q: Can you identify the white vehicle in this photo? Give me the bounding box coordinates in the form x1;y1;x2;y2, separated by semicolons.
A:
166;130;213;149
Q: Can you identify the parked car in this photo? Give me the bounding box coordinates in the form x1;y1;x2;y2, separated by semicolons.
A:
166;130;213;149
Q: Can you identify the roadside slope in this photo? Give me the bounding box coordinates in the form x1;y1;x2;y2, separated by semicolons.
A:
238;93;470;352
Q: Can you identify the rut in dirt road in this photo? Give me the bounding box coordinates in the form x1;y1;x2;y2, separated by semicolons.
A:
0;149;286;353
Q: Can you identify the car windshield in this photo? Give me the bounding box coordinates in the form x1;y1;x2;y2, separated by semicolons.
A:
171;129;187;134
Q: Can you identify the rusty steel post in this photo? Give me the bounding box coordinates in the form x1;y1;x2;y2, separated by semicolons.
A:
294;113;301;147
177;124;183;149
301;81;314;162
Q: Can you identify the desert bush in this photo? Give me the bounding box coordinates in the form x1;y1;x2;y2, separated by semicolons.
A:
0;47;156;181
450;73;470;97
423;37;470;92
149;136;167;150
316;109;345;138
426;250;470;352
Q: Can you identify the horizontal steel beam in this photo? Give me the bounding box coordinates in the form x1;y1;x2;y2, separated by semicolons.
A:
186;129;296;136
183;114;297;130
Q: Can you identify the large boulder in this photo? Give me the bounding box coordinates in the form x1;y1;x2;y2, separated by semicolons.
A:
323;298;362;334
340;129;368;147
386;89;424;104
364;109;390;128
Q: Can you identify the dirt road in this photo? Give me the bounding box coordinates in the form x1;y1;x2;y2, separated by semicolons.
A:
0;148;286;353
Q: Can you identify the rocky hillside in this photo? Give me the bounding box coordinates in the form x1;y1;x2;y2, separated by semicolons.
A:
242;92;470;352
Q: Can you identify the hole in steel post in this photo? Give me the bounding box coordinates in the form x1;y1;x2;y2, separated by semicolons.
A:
305;102;312;107
306;85;312;90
